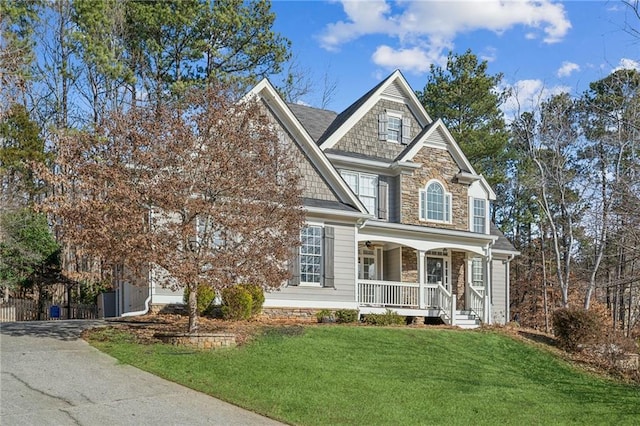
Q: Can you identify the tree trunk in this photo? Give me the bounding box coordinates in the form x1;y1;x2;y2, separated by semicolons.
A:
187;282;199;334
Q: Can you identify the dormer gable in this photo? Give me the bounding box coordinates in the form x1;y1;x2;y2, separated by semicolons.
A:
318;70;432;151
397;119;496;201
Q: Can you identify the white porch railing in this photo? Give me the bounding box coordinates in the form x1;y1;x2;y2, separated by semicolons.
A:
467;285;484;320
358;280;419;307
358;281;455;316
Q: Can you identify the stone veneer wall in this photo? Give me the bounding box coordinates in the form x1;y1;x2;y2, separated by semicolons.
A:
451;251;466;307
261;308;321;322
401;247;417;283
333;99;422;161
155;333;236;350
400;147;468;231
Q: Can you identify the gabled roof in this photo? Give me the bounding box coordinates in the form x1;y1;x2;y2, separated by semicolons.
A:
318;70;432;149
397;119;496;200
490;223;519;253
287;103;337;142
244;79;370;217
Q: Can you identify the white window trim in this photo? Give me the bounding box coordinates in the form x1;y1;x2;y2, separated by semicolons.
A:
470;197;487;234
299;223;324;287
424;250;451;291
471;257;485;288
340;170;378;215
419;179;452;224
386;111;403;143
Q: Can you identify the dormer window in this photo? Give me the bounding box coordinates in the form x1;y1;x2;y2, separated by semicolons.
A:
378;111;411;144
419;180;452;223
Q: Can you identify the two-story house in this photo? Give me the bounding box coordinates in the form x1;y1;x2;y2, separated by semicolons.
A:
113;70;518;327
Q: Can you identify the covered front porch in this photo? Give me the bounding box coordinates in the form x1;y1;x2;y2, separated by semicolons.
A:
356;224;495;327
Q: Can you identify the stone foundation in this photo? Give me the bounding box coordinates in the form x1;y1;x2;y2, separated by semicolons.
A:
155;332;236;350
261;308;320;322
149;303;187;315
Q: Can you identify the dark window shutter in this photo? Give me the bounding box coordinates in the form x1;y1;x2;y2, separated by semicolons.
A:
289;244;300;286
401;117;411;144
378;180;389;221
323;226;335;288
378;113;388;140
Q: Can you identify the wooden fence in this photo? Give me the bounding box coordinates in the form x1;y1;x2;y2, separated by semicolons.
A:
0;299;98;322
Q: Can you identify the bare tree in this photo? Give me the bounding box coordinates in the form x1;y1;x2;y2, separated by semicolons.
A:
38;84;305;333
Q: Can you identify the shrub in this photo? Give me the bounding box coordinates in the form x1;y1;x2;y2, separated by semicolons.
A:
363;309;404;326
335;309;359;323
316;309;334;323
221;286;253;321
240;283;265;318
183;284;216;316
552;307;603;352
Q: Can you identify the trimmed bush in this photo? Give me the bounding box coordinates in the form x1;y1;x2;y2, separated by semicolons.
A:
335;309;359;323
240;283;265;318
552;307;603;352
183;284;216;316
221;286;253;321
316;309;335;323
363;309;404;326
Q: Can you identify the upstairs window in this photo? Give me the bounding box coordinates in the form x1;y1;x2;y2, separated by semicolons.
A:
340;171;377;215
472;198;486;233
378;111;411;144
420;181;451;223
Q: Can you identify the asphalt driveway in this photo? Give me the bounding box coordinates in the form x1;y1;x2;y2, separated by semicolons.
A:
0;320;283;425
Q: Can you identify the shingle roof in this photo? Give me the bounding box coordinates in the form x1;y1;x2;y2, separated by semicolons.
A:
303;197;360;212
316;75;392;146
287;103;337;142
490;223;518;252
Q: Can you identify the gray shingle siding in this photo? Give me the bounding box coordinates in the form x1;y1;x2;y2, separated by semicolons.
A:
332;100;421;161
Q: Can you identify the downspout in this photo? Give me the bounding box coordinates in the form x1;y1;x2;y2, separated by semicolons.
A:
504;254;515;323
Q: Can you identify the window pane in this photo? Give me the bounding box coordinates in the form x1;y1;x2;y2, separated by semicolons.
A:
473;199;485;233
387;116;401;142
426;257;443;284
427;182;444;221
300;226;322;283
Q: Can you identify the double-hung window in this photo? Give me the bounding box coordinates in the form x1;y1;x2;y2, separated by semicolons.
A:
341;171;377;215
471;257;484;288
378;111;411;144
472;198;486;233
300;225;323;284
419;181;452;223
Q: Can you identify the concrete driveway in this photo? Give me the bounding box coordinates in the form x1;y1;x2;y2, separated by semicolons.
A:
0;320;284;425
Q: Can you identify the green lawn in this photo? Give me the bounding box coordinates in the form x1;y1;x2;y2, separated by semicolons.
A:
88;326;640;425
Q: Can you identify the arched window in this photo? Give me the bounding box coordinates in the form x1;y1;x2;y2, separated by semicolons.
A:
420;181;451;222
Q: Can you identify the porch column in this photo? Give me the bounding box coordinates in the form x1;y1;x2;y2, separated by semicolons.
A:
484;256;492;324
417;249;425;309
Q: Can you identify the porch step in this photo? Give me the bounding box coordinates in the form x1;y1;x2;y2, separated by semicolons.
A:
453;310;480;329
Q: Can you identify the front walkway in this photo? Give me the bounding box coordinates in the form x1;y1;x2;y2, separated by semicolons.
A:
0;320;283;426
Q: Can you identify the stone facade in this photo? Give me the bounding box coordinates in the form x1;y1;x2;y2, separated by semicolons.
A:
155;332;236;350
332;99;422;161
261;307;321;322
451;251;466;307
401;247;417;283
400;146;469;231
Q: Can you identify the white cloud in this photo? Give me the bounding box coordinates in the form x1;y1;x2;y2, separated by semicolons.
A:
614;58;640;71
502;79;571;120
557;61;580;78
318;0;571;70
371;44;450;74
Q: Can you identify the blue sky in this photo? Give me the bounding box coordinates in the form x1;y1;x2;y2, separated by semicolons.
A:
270;0;640;118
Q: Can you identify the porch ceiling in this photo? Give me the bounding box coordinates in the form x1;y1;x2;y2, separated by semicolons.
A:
359;223;493;256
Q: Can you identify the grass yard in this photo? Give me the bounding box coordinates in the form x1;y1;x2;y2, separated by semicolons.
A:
88;326;640;425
